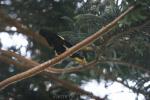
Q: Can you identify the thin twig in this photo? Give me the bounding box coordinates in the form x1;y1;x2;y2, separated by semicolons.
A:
1;49;148;74
0;50;148;99
0;52;103;100
106;19;150;46
98;59;150;74
0;5;135;90
0;49;97;73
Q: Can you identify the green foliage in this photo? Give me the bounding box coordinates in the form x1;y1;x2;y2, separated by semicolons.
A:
119;8;147;26
0;0;150;99
74;14;102;33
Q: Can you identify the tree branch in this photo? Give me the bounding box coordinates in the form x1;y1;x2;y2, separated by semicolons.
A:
48;75;103;100
0;50;148;99
0;49;97;73
98;59;150;74
106;19;150;46
0;5;135;90
0;51;103;100
1;49;148;74
0;8;50;49
116;79;150;95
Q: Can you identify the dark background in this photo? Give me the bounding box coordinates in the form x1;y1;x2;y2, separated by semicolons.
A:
0;0;150;100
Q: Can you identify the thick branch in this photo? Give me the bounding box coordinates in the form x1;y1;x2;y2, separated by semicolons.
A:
0;49;97;73
0;50;148;99
1;49;148;74
0;5;135;90
0;54;102;99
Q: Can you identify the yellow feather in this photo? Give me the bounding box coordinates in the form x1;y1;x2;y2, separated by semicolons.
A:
73;57;87;65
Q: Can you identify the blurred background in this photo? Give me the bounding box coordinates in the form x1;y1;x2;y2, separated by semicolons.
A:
0;0;150;100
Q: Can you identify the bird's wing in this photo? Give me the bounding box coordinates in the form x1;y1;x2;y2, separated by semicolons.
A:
58;35;73;48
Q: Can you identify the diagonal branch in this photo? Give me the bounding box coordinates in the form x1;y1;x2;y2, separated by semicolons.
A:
0;49;97;73
48;76;103;100
0;5;135;90
1;49;148;74
0;50;148;100
0;52;103;100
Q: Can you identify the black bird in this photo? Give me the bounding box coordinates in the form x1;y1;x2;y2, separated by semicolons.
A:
39;29;86;64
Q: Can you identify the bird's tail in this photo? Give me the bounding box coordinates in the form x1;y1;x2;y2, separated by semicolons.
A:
73;57;87;65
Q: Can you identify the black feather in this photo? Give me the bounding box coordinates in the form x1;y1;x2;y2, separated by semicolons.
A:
39;29;86;64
